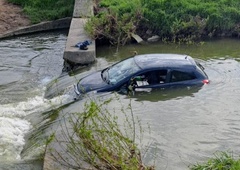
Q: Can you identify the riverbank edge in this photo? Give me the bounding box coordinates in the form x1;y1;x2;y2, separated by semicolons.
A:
0;17;72;39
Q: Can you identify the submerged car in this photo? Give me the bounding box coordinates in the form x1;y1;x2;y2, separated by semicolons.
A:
74;53;209;97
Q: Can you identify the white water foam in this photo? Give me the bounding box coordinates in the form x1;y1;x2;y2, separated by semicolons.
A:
0;117;30;160
0;93;73;161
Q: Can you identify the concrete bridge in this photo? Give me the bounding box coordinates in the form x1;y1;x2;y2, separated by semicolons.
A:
63;0;96;71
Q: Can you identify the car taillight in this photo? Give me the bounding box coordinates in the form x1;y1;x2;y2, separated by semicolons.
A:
202;79;209;84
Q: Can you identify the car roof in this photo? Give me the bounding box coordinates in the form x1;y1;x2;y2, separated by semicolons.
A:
134;54;197;70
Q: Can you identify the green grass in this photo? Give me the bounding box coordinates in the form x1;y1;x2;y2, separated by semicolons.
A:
7;0;74;24
190;152;240;170
141;0;240;35
7;0;240;43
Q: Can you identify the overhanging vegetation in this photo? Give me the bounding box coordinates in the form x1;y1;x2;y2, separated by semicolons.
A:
49;97;154;169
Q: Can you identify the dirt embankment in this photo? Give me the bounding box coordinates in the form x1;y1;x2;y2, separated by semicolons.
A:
0;0;30;35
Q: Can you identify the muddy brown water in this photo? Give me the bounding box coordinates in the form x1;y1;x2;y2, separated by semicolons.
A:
0;33;240;169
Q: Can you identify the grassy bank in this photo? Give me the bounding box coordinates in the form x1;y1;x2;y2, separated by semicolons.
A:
7;0;240;44
190;152;240;170
86;0;240;45
7;0;74;24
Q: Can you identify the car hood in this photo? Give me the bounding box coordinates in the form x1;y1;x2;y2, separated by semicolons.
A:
77;71;109;93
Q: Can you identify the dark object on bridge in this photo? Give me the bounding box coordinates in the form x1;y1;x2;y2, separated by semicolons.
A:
74;40;92;50
73;53;209;99
80;45;88;50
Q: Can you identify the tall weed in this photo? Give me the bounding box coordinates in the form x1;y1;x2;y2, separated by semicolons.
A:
49;96;154;169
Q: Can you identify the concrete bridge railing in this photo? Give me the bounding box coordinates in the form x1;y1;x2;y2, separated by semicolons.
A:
63;0;96;71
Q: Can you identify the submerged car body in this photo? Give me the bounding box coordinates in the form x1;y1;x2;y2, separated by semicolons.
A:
74;54;209;97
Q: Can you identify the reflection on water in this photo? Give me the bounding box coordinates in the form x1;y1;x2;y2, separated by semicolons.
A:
128;86;202;102
97;38;240;61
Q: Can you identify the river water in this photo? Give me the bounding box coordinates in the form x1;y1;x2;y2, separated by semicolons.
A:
1;33;240;169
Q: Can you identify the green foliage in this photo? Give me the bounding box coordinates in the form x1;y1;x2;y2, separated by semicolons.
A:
8;0;240;43
89;0;240;44
7;0;74;24
85;0;143;46
190;152;240;170
50;97;154;169
141;0;240;38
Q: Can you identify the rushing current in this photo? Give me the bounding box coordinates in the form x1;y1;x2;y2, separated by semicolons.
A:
0;31;72;169
1;32;240;170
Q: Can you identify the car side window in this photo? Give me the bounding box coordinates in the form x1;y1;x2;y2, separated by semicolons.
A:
170;70;196;82
134;70;168;86
157;70;167;84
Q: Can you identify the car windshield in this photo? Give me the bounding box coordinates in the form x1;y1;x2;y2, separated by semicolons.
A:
102;57;140;85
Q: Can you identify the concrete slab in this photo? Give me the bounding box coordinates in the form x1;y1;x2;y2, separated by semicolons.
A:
73;0;94;18
63;18;96;65
131;33;144;44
